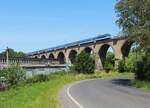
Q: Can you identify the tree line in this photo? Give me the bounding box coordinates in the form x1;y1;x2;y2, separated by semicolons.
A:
0;48;27;58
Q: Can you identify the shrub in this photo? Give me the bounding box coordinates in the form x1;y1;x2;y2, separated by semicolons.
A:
0;64;26;89
74;51;95;74
104;61;114;73
105;52;115;65
104;51;115;72
134;60;145;80
0;77;8;91
134;55;150;81
143;56;150;80
117;52;143;73
118;59;125;72
124;52;143;72
26;74;49;83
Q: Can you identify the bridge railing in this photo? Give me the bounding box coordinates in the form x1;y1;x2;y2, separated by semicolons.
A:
0;57;59;66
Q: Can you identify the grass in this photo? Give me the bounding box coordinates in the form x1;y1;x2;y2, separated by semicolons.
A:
95;71;133;78
0;71;132;108
130;80;150;90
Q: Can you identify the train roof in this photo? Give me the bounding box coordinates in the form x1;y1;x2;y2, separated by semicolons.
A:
28;34;111;55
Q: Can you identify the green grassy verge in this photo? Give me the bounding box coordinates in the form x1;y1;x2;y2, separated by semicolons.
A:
95;71;133;78
130;80;150;90
0;71;132;108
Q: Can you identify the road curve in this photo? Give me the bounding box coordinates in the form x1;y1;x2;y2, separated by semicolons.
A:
59;78;150;108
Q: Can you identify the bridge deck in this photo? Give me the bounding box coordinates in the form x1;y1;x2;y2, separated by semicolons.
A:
0;57;61;68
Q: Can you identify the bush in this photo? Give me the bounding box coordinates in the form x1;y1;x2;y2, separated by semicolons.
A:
0;77;8;91
134;60;145;80
124;52;143;72
105;52;115;65
118;52;143;73
134;56;150;81
143;56;150;80
0;64;26;89
103;51;115;72
118;59;125;72
26;74;49;83
73;51;95;74
104;61;114;73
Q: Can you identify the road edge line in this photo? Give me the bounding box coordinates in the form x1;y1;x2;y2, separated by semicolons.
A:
67;79;98;108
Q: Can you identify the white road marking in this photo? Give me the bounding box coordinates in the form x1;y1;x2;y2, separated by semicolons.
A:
67;84;84;108
66;79;99;108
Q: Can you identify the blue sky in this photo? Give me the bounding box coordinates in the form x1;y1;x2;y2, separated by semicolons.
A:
0;0;120;53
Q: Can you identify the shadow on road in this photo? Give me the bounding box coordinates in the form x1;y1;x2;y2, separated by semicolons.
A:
110;78;131;86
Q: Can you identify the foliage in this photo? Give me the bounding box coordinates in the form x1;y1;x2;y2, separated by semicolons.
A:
26;74;49;83
0;71;132;108
0;77;8;91
104;52;115;72
105;52;115;65
104;61;114;72
125;52;143;72
118;59;125;72
0;48;27;58
0;64;26;89
115;0;150;80
130;80;150;90
134;59;145;80
118;51;143;73
73;51;95;74
115;0;150;54
134;55;150;81
143;56;150;80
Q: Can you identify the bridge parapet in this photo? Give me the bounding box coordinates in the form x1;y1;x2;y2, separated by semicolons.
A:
0;57;59;68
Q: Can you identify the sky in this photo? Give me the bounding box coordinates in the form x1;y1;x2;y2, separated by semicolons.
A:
0;0;120;53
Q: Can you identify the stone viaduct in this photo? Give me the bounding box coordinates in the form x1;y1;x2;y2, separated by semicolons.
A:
28;34;132;70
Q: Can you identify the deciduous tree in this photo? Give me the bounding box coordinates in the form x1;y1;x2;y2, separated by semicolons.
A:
115;0;150;54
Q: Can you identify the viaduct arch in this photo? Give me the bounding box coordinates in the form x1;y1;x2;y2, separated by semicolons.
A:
41;55;46;59
57;52;65;64
28;34;129;70
68;50;77;64
49;53;55;60
98;44;115;68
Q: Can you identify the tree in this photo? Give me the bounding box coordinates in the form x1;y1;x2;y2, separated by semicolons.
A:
0;48;27;58
115;0;150;54
115;0;150;80
73;51;95;74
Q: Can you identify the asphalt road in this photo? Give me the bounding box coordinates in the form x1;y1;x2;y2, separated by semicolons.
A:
59;78;150;108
